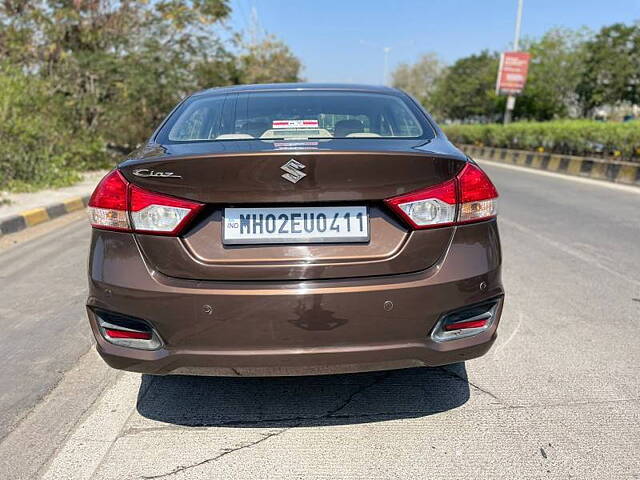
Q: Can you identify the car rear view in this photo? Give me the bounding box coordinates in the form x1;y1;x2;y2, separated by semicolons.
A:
86;84;504;376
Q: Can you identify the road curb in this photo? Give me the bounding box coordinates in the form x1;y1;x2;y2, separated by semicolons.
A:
0;195;90;236
459;144;640;187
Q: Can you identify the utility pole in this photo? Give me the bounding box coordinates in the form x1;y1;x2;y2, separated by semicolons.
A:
248;6;261;46
360;40;413;86
383;47;391;86
504;0;524;124
360;41;393;86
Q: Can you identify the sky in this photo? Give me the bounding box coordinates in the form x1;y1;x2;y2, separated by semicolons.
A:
227;0;640;85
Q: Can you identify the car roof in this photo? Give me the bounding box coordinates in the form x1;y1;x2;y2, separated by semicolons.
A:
192;83;402;97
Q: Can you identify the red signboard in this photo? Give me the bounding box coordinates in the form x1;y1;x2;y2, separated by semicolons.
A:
496;51;531;95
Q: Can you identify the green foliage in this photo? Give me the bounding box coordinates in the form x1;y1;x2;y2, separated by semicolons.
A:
430;51;505;122
391;52;445;111
577;23;640;114
0;63;110;190
237;35;303;85
443;120;640;161
515;28;590;120
394;22;640;123
0;0;302;191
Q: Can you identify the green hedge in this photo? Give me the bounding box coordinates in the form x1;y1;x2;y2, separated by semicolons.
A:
442;120;640;162
0;64;111;191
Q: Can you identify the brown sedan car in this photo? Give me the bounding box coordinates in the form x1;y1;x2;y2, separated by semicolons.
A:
86;83;503;376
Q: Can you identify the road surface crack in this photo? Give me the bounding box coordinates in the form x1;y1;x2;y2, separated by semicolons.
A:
326;371;391;416
139;428;290;479
136;373;390;478
438;366;507;406
120;409;432;438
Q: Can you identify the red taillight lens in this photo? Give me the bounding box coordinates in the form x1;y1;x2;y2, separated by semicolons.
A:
457;163;499;224
88;170;204;235
88;170;130;231
88;170;128;210
384;163;498;229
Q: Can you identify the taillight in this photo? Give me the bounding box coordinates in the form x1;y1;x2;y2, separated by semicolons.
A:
385;163;498;229
128;185;204;235
385;179;457;229
457;163;499;224
88;170;204;235
87;170;130;231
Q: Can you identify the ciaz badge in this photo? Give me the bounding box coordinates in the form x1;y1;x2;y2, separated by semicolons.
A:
132;168;182;178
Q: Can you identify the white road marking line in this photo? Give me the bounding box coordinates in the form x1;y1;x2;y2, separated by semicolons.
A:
492;311;524;360
478;159;640;195
500;217;640;288
41;373;140;480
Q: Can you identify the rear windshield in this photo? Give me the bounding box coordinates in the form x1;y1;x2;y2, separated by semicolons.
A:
157;91;434;143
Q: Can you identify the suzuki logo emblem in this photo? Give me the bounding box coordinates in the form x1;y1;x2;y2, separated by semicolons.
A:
280;159;307;184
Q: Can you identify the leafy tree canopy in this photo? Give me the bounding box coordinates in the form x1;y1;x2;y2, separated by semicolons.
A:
391;52;445;111
577;22;640;114
430;50;504;122
515;27;590;120
0;0;303;189
391;21;639;122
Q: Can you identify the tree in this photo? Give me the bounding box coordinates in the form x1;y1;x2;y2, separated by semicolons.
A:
0;61;103;189
577;22;640;114
0;0;236;147
515;28;590;120
237;35;302;84
431;51;504;122
0;0;303;189
391;52;445;110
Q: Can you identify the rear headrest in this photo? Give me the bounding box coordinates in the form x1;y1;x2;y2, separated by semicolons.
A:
246;121;270;137
334;119;364;138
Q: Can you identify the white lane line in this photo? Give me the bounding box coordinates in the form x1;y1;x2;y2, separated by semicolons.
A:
478;159;640;195
500;217;640;288
41;373;140;480
492;311;524;360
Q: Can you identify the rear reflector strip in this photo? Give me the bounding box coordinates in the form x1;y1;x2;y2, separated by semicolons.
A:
443;319;488;331
92;308;162;350
104;329;152;340
431;299;501;342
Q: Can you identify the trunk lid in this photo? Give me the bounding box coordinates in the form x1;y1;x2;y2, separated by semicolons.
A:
120;143;466;281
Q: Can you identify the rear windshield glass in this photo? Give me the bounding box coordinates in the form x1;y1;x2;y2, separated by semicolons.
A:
158;91;434;143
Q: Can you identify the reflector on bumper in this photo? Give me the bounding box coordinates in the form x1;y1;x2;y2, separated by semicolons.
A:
431;299;501;342
93;309;163;350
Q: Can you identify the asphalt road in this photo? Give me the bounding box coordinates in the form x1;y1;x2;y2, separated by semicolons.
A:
0;211;94;439
1;162;639;479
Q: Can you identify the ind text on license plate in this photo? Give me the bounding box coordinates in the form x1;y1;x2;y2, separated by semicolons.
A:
223;206;369;244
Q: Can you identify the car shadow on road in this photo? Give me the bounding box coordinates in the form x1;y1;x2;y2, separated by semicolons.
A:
136;364;470;427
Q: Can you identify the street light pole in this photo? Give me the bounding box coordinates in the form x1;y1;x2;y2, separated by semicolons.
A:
504;0;524;124
360;40;413;86
383;47;391;86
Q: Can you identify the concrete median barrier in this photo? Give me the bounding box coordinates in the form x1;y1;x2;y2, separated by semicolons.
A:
0;195;90;236
459;144;640;187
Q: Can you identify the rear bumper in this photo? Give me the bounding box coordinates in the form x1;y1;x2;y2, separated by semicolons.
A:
87;221;503;376
90;320;498;376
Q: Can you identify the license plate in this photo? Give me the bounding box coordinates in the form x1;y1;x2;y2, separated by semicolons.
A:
223;206;369;245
